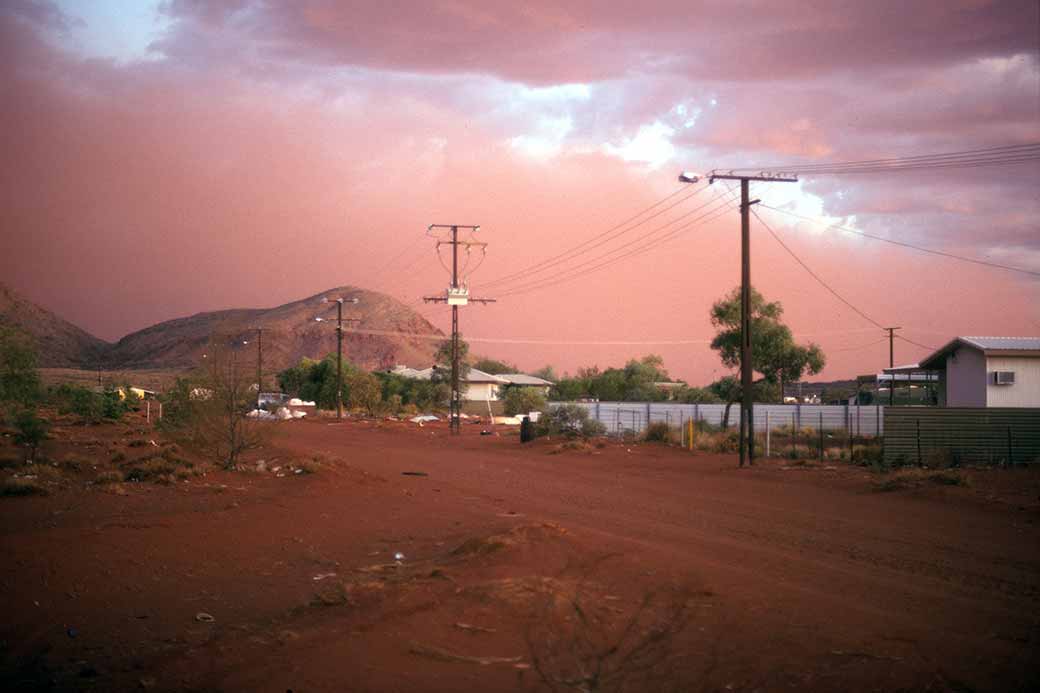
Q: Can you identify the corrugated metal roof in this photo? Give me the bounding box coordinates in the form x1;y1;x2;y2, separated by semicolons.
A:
498;373;554;386
918;336;1040;370
959;336;1040;351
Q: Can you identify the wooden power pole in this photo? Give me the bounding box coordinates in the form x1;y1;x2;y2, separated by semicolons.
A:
706;172;798;467
424;224;495;435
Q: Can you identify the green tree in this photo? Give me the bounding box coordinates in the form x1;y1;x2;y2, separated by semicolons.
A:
502;386;547;416
0;328;40;409
530;365;558;384
709;287;825;404
472;357;517;375
347;371;382;414
434;337;470;381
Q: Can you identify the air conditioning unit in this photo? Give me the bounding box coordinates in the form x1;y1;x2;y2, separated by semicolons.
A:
992;371;1015;385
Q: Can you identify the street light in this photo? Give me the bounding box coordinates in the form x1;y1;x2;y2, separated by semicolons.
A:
678;172;701;183
316;296;361;419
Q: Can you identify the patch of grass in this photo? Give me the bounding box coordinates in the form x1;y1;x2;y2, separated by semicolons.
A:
95;469;123;485
295;456;323;474
1;477;48;497
126;439;148;448
58;454;89;472
873;469;970;493
110;450;126;463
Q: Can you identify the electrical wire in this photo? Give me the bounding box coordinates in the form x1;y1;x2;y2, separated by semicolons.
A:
494;185;739;299
752;208;885;329
758;204;1040;278
832;337;890;352
896;334;937;352
478;183;708;290
725;143;1040;176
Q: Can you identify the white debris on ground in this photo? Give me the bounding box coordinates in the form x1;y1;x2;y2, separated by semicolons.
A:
409;415;440;424
247;407;306;420
288;398;316;407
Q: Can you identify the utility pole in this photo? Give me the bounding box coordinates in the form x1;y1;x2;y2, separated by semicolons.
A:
686;170;798;467
885;326;901;405
317;297;360;419
255;327;263;411
424;224;495;435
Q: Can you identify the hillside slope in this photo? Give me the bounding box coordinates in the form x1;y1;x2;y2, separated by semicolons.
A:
105;287;443;372
0;283;109;367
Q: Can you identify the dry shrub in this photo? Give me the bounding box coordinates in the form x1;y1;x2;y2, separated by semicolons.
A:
873;469;969;493
524;576;696;693
95;470;122;485
642;422;675;444
693;429;739;454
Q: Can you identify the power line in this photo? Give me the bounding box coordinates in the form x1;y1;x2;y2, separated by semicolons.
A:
479;183;707;290
758;204;1040;278
726;143;1040;176
833;337;890;352
752;208;885;329
495;186;739;299
896;334;937;352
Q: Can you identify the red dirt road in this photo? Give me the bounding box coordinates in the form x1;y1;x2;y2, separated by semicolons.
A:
2;418;1038;692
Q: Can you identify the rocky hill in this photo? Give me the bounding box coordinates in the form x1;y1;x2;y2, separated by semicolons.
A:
0;283;109;367
104;287;443;372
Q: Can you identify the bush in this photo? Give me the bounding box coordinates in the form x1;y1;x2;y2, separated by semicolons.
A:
643;421;674;443
536;404;603;439
13;408;48;462
502;386;547;417
52;385;128;423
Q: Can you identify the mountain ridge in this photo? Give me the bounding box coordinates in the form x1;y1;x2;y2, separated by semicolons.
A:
1;285;443;373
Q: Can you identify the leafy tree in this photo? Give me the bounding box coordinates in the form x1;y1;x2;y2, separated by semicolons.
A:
677;386;721;404
709;287;825;404
347;371;382;414
530;365;558;383
502;386;547;416
434;337;470;381
0;328;40;409
278;355;357;409
472;357;517;375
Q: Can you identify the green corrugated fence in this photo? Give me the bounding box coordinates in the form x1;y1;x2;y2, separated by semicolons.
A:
883;407;1040;466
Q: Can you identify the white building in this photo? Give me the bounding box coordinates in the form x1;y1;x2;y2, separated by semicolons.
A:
917;337;1040;407
388;365;509;401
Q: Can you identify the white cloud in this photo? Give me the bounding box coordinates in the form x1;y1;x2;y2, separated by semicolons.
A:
603;121;677;168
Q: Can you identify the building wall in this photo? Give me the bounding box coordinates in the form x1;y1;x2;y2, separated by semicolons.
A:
945;347;987;407
986;355;1040;407
464;382;500;401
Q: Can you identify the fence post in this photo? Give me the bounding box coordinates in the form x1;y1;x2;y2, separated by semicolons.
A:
647;401;652;425
766;410;771;458
876;405;881;437
819;411;824;460
796;403;802;431
158;402;163;421
146;400;151;424
916;418;922;465
1007;425;1013;466
596;401;601;420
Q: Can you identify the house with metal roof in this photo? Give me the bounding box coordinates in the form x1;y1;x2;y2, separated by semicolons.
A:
914;337;1040;407
496;373;554;396
388;364;509;401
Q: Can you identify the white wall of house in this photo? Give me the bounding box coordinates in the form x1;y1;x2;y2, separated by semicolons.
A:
464;382;500;401
945;347;987;407
986;355;1040;407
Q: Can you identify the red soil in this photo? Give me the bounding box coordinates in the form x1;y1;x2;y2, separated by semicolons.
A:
1;415;1037;692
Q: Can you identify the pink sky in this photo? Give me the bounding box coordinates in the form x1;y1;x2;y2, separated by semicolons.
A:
1;0;1038;384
